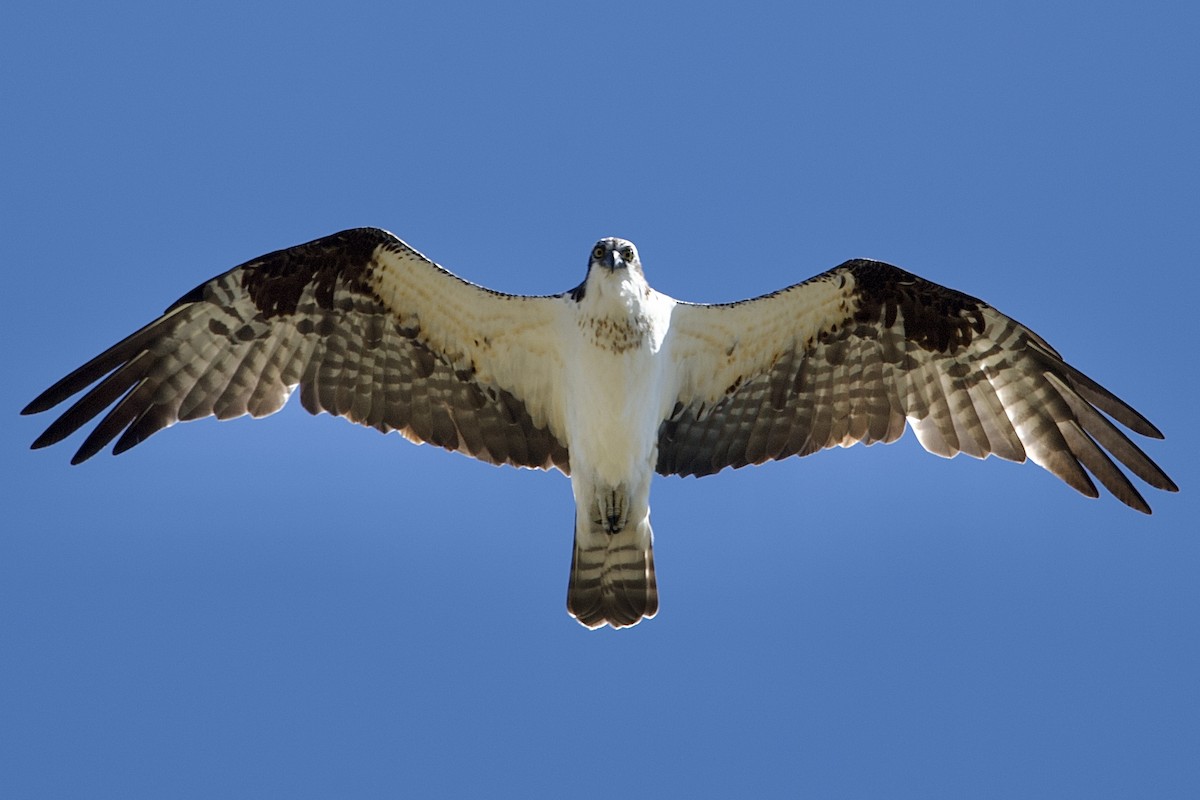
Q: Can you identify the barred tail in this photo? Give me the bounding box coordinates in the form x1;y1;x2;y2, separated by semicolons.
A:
566;513;658;629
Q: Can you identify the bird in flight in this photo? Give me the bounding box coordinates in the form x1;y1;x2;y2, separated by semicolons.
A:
23;228;1176;628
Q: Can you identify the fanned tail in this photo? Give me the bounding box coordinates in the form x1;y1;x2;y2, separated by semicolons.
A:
567;513;658;629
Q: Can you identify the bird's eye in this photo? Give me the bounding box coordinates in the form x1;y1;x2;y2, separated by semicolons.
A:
592;244;606;260
621;246;635;261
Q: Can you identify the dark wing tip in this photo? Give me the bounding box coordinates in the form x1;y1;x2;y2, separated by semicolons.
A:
29;430;62;451
21;395;53;416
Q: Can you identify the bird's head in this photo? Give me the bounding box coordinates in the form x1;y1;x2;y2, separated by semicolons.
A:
571;237;648;304
588;237;642;276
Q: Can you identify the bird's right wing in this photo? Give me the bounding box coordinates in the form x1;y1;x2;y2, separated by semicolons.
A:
24;228;572;472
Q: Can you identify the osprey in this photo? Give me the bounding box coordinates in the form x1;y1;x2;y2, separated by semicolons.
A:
24;228;1176;628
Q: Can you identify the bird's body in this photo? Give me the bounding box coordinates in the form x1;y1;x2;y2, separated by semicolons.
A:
563;243;675;487
23;228;1177;628
560;241;676;625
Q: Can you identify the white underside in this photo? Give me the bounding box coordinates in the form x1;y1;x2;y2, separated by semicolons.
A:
558;271;679;509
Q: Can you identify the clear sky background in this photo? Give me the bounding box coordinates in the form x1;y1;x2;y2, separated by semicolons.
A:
3;2;1197;797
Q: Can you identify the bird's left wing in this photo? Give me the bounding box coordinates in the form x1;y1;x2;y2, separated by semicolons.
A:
24;228;571;471
657;259;1176;512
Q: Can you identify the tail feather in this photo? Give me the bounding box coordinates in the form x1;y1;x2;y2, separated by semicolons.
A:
567;516;658;629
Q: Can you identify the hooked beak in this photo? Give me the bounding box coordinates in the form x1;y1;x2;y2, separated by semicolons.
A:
602;250;624;271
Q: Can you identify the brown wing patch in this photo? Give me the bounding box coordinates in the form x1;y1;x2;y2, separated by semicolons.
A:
239;227;387;318
844;259;988;354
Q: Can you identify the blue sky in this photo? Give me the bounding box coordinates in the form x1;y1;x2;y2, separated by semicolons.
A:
3;2;1197;797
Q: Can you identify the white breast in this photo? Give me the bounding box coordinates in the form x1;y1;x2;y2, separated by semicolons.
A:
557;277;678;486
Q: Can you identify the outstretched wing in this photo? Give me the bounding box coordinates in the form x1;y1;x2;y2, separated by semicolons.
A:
657;259;1176;512
24;228;571;471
